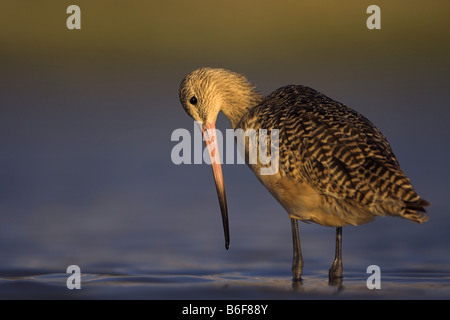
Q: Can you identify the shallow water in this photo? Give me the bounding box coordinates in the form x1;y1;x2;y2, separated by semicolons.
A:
1;50;450;299
0;197;449;300
1;266;449;300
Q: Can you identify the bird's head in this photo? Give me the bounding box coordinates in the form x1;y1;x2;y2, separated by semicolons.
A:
179;68;221;126
178;67;262;250
179;67;262;128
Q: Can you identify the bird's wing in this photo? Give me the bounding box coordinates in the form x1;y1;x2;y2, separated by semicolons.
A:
242;85;425;218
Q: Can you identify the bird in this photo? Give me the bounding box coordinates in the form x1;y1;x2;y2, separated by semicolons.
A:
178;67;429;284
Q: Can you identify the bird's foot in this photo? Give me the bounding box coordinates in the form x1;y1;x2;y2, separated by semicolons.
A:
328;259;343;288
328;276;343;288
291;277;303;291
292;273;303;283
291;269;303;291
292;259;303;283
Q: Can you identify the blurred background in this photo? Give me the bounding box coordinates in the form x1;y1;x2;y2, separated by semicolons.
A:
0;1;449;298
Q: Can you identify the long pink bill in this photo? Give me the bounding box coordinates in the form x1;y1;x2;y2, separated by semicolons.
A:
202;122;230;250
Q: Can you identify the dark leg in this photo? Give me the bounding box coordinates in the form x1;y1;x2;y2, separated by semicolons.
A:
291;218;303;282
329;227;343;283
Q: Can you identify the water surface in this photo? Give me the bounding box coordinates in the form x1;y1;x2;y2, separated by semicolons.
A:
1;1;449;300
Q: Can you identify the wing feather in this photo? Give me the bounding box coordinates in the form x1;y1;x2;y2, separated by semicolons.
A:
238;85;428;222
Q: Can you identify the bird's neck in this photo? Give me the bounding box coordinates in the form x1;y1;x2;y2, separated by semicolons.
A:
220;87;263;129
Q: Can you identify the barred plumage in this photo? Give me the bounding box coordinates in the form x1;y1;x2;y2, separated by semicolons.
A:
179;67;429;283
238;85;429;226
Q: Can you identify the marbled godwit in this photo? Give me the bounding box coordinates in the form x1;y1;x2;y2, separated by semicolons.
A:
178;67;429;283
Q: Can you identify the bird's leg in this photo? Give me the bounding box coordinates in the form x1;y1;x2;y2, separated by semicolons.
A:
291;218;303;282
329;227;343;283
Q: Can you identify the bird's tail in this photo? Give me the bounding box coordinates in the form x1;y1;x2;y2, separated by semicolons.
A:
403;198;430;223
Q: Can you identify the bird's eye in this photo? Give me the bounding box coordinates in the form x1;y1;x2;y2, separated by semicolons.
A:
189;96;198;105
